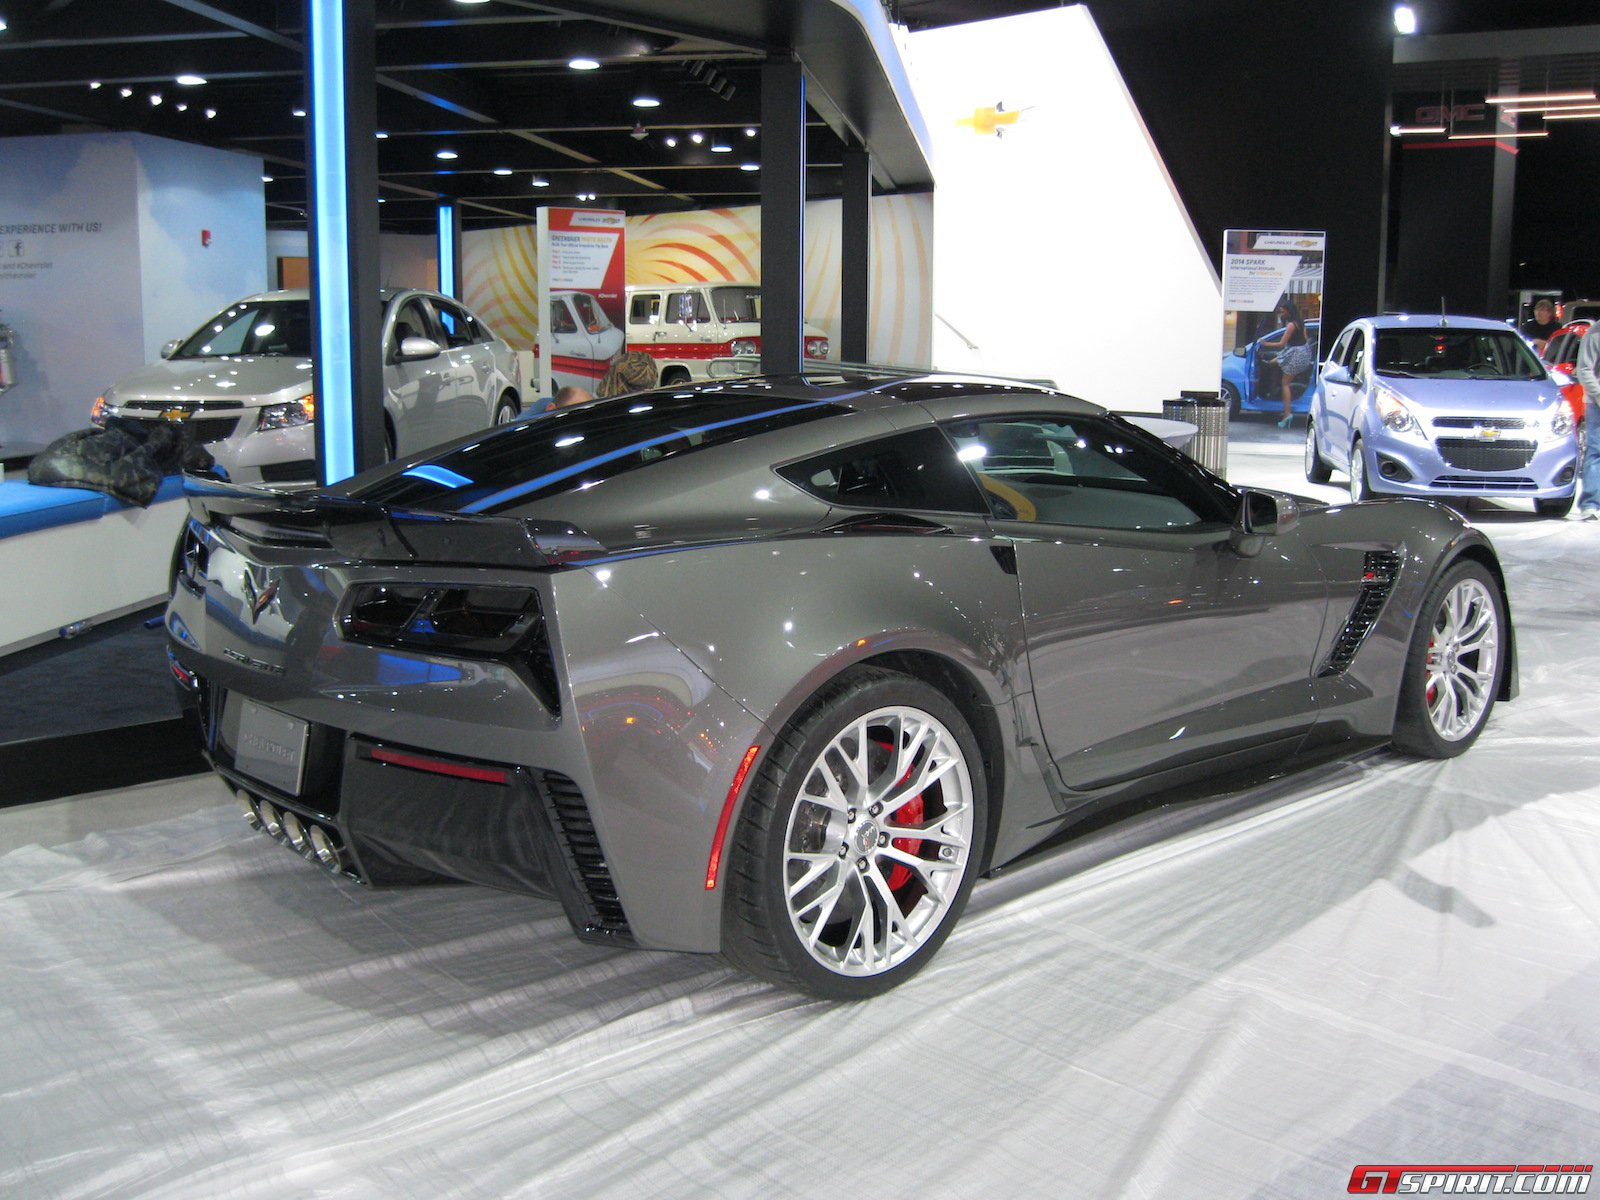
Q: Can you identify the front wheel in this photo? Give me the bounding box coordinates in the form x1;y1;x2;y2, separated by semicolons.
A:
1221;381;1242;419
1391;560;1506;758
1349;436;1373;501
493;392;520;425
1535;492;1575;518
721;668;987;999
1304;418;1332;483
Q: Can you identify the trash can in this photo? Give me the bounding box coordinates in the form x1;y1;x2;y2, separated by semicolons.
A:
1180;389;1228;478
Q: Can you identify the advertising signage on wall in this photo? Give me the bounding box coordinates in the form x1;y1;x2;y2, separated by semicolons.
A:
1220;229;1326;419
534;207;626;399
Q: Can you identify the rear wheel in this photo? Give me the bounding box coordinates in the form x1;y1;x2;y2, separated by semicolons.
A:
1391;560;1505;758
1349;436;1373;501
1304;417;1332;483
659;365;692;387
722;667;987;999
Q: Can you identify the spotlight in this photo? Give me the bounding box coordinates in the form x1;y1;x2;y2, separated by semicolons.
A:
436;149;458;160
205;108;217;119
1393;4;1417;34
262;174;274;182
149;93;163;106
89;81;102;90
689;131;704;144
711;142;732;153
493;167;513;175
530;174;550;187
663;135;678;148
176;74;207;86
176;103;188;112
119;87;133;98
740;163;759;172
745;127;757;137
375;131;389;139
292;108;306;118
568;57;600;71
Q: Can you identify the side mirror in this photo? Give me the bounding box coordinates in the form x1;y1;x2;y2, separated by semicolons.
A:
396;335;443;362
1322;363;1352;386
1230;346;1247;358
1229;489;1299;557
160;339;182;360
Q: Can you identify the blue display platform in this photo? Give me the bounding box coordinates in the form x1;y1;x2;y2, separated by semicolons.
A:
0;475;186;540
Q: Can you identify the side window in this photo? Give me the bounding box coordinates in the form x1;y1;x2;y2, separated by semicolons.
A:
570;292;603;332
1327;329;1352;370
548;298;578;335
1346;329;1368;381
942;414;1230;530
431;299;478;348
630;293;662;325
1546;331;1574;364
666;290;710;325
776;427;988;514
390;297;436;355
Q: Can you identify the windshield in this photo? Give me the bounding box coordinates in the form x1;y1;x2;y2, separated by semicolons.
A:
176;299;312;359
569;292;613;332
1373;328;1546;380
711;286;762;323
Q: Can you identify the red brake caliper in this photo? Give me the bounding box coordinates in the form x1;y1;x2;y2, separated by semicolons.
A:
873;738;925;894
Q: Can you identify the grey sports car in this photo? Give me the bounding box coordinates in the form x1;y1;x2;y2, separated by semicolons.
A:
165;372;1516;998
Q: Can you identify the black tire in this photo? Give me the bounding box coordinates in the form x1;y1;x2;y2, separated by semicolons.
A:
1349;436;1373;500
721;666;988;999
1535;492;1575;518
493;391;520;425
1391;559;1506;759
660;366;692;387
1221;381;1242;420
383;419;397;463
1304;417;1332;483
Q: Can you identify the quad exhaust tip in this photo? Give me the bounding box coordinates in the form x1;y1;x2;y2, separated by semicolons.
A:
240;789;348;875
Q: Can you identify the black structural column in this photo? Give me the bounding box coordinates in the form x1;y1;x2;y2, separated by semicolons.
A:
306;0;385;482
760;57;806;376
840;146;871;364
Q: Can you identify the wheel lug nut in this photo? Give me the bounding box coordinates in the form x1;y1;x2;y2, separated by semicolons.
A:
846;808;856;823
869;803;882;817
856;858;869;871
838;845;849;858
878;833;889;847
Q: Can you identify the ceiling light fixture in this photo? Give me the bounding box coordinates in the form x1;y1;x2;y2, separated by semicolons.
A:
630;122;649;140
1541;109;1600;121
89;81;102;90
149;93;163;106
119;87;133;98
176;103;188;112
0;17;7;32
1503;103;1600;116
292;108;307;118
175;74;207;87
663;135;678;147
739;162;759;172
1389;124;1446;135
436;149;458;160
1487;88;1595;105
1393;5;1417;35
205;108;217;119
744;127;757;137
710;142;732;153
530;174;549;187
568;58;600;71
493;167;513;175
375;130;389;139
689;131;704;144
1446;129;1550;140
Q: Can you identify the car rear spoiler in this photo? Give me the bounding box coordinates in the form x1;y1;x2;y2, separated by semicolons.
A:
182;477;605;569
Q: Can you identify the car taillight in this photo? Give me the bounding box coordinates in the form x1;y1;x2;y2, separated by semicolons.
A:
730;338;759;357
338;583;543;653
805;336;829;359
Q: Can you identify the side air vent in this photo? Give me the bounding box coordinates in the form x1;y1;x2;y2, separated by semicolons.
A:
1318;551;1402;677
540;771;632;940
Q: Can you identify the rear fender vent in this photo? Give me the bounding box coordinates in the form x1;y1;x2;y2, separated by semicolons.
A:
1318;550;1402;677
540;770;632;940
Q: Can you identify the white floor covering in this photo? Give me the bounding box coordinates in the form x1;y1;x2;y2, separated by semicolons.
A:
3;434;1598;1199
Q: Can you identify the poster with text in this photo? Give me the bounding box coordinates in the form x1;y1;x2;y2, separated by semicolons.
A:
1220;229;1326;417
535;207;626;398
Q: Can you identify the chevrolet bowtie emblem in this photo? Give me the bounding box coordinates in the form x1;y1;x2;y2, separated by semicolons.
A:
241;568;279;624
160;408;192;421
1478;426;1500;440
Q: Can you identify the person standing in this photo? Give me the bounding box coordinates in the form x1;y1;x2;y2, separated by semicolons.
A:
1258;297;1312;428
1574;320;1600;520
1521;298;1561;351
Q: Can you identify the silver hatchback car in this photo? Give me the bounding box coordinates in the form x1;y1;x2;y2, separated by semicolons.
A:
92;288;523;486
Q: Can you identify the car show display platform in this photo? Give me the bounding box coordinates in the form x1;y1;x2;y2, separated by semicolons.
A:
1;435;1595;1198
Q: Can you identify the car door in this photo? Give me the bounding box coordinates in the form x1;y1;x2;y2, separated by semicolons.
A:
944;413;1329;794
383;295;450;455
1321;327;1366;469
429;296;493;436
548;294;596;391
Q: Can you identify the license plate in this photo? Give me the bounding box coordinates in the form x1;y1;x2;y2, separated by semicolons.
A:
234;698;308;795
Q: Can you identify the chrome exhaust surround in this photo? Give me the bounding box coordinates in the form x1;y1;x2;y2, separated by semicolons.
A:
306;824;343;872
257;801;283;837
281;810;308;852
238;791;263;829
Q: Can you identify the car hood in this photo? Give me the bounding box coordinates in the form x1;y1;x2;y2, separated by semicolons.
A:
106;356;314;407
1377;374;1565;417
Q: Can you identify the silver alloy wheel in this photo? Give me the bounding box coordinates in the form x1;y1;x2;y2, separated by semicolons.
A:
1349;441;1366;501
1304;421;1317;474
782;704;975;977
1422;577;1500;741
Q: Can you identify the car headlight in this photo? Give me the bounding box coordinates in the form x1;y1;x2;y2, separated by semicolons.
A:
730;338;759;357
1551;402;1576;437
1375;391;1419;434
805;336;830;359
90;394;109;426
257;394;315;431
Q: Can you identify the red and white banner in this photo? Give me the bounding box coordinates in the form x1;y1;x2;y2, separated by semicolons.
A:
535;207;626;398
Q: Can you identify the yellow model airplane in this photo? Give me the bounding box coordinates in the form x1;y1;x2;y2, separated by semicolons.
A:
958;101;1029;137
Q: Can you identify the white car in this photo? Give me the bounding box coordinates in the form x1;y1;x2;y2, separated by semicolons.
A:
91;288;522;486
545;289;625;392
624;282;830;385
